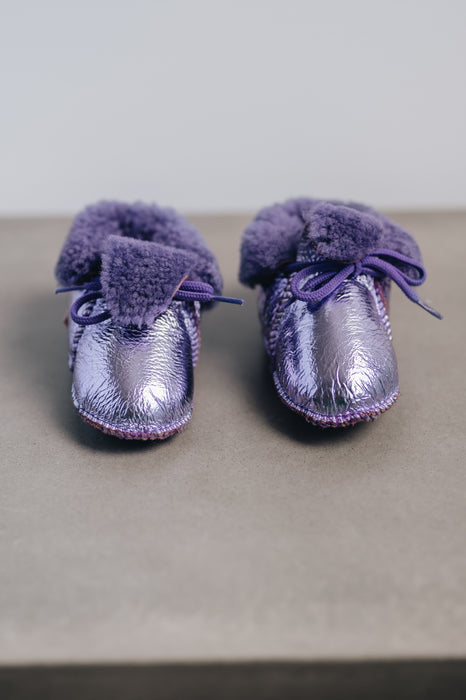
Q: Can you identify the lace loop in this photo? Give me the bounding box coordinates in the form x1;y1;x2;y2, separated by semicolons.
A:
283;248;442;319
56;278;243;326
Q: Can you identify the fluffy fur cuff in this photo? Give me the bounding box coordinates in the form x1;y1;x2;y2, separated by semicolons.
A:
239;198;422;287
56;201;222;325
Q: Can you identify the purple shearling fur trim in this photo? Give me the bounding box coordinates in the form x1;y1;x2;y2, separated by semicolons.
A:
239;198;422;287
101;236;195;327
55;201;222;326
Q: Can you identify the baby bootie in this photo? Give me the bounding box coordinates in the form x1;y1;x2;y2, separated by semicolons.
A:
56;201;241;439
240;199;441;427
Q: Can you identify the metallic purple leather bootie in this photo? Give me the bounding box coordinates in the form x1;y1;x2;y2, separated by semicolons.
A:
56;201;241;440
240;199;441;428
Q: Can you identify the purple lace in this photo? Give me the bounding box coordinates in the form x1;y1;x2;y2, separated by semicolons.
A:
56;278;243;326
282;248;442;319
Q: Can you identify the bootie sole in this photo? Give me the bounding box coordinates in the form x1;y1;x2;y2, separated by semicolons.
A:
273;371;400;428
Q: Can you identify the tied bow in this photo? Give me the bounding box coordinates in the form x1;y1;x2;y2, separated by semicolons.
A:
283;248;442;319
56;278;243;326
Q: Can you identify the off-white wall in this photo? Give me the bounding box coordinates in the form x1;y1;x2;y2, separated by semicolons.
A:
1;0;465;214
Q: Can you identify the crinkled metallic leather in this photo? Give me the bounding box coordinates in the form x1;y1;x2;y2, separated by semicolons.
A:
68;295;200;438
259;272;399;426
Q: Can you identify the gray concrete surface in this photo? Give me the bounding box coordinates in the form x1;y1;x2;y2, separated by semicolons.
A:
0;212;465;694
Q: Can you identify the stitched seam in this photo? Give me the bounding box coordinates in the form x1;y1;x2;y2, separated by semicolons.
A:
73;397;192;440
273;371;399;427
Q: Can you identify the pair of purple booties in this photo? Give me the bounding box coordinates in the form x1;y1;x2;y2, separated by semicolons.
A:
55;199;441;439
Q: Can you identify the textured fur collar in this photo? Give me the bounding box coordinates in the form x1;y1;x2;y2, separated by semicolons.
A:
56;201;222;326
239;198;421;287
